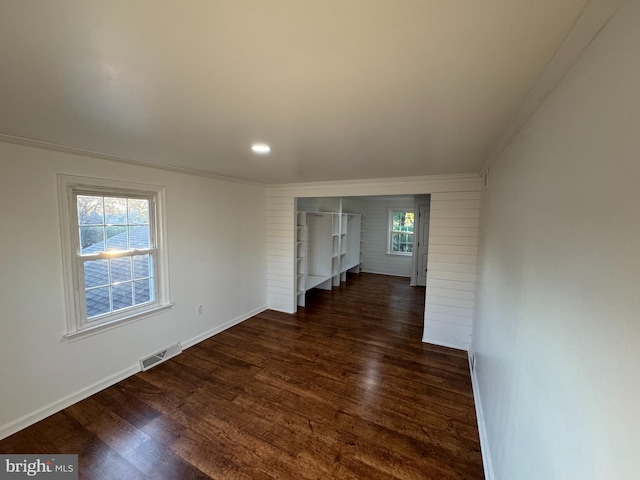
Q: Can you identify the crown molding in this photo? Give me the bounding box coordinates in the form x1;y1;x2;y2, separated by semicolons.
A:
481;0;626;173
268;173;481;190
0;133;264;187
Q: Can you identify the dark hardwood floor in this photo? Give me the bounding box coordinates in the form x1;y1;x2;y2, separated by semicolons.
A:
0;273;484;479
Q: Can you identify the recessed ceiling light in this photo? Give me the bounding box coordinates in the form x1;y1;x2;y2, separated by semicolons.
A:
251;144;271;154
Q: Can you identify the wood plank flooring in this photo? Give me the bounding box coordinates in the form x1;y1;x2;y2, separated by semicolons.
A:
0;273;484;479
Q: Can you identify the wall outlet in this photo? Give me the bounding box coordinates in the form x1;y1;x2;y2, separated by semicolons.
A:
197;304;203;315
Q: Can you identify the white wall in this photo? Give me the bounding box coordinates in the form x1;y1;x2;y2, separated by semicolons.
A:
473;1;640;478
0;142;267;439
266;175;481;350
343;196;415;277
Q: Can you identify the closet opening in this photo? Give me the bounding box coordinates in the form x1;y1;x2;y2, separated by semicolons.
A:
294;195;430;311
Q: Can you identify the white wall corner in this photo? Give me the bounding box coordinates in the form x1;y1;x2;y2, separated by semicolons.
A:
480;0;626;174
0;304;268;442
0;364;140;441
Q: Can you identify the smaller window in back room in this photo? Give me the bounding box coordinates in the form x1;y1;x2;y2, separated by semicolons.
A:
388;210;414;255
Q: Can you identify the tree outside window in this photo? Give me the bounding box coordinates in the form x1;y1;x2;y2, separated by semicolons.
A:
388;210;414;255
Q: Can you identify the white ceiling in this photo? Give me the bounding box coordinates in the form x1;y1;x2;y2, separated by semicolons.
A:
0;0;588;184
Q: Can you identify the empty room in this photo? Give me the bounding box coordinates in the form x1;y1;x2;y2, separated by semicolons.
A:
1;1;638;479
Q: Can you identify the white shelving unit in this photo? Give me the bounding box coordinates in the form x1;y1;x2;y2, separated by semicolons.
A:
331;213;340;287
296;210;363;307
345;214;362;273
296;211;333;306
295;217;308;307
339;213;348;282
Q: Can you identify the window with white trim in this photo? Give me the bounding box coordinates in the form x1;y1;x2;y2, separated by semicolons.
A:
388;210;414;255
58;175;171;339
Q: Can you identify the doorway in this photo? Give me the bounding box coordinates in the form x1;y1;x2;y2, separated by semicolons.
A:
295;194;430;314
412;195;431;287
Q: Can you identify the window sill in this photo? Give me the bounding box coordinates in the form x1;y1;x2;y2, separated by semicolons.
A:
64;303;174;342
386;252;413;257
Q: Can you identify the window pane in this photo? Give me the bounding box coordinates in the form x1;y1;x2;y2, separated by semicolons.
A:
84;259;109;288
110;257;132;283
406;214;414;232
392;233;400;252
106;225;128;251
86;287;110;319
129;225;151;249
392;211;414;233
393;213;403;231
112;283;133;311
80;226;105;253
128;199;149;225
77;196;104;225
134;279;153;305
133;254;152;279
104;197;127;224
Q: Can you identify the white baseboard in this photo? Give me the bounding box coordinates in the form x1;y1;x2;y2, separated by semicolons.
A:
181;304;268;350
0;305;268;441
469;352;496;480
360;269;412;278
0;364;140;441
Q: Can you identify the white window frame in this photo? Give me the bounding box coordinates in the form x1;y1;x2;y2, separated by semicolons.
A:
58;175;172;340
387;209;414;256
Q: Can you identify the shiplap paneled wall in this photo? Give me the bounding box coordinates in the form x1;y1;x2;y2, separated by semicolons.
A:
266;194;296;313
343;196;415;277
425;191;480;350
266;174;481;350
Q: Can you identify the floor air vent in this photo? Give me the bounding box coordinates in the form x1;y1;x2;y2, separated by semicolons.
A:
140;343;182;371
